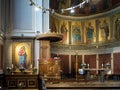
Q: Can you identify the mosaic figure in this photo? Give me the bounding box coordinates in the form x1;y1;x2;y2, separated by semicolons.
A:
115;18;120;40
100;19;109;41
86;22;94;43
72;27;81;43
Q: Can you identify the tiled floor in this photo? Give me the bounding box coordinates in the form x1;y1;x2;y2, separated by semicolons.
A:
45;79;120;89
3;78;120;90
46;89;120;90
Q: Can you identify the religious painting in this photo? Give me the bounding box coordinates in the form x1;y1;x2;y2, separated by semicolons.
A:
12;41;33;69
71;22;82;44
84;20;96;44
113;13;120;40
96;17;110;42
60;21;69;44
50;16;57;33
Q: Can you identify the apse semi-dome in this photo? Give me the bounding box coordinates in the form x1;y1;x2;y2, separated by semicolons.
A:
50;0;120;16
50;3;120;50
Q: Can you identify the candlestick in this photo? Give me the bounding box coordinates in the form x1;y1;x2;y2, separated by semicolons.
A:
102;64;103;68
31;64;33;68
12;64;14;69
88;64;89;68
37;60;39;74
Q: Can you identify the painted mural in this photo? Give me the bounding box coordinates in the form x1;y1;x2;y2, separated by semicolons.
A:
84;20;96;44
50;0;70;13
50;16;57;33
70;0;111;15
50;16;112;44
50;4;120;45
71;22;82;44
50;0;120;15
113;13;120;40
96;17;110;42
60;21;69;44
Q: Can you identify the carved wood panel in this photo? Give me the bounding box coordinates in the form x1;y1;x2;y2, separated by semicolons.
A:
98;53;111;68
39;59;61;79
6;74;38;89
84;55;96;74
59;54;69;74
113;53;120;75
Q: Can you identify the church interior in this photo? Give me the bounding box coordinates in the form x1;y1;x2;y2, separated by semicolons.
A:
0;0;120;90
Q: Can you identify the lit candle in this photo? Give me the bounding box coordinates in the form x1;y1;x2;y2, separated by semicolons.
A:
102;64;103;67
37;60;39;74
88;64;89;68
31;64;33;68
37;59;39;68
12;64;14;68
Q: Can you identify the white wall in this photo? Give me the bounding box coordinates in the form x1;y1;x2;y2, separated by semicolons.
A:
43;0;49;33
5;0;50;70
10;0;43;37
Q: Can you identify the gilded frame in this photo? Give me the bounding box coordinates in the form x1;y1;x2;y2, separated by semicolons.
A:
71;22;82;45
12;40;33;69
84;20;96;44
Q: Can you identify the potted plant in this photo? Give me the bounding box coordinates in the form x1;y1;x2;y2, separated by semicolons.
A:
6;67;11;74
81;63;86;69
105;63;111;69
32;67;37;73
19;66;25;73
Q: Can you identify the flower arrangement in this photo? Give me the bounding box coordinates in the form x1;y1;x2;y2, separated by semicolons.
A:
105;63;111;69
81;63;86;67
19;66;25;72
105;63;110;66
32;67;37;73
6;67;12;73
81;63;86;68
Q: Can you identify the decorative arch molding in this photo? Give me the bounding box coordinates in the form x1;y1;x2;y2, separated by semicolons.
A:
51;6;120;20
50;6;120;51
